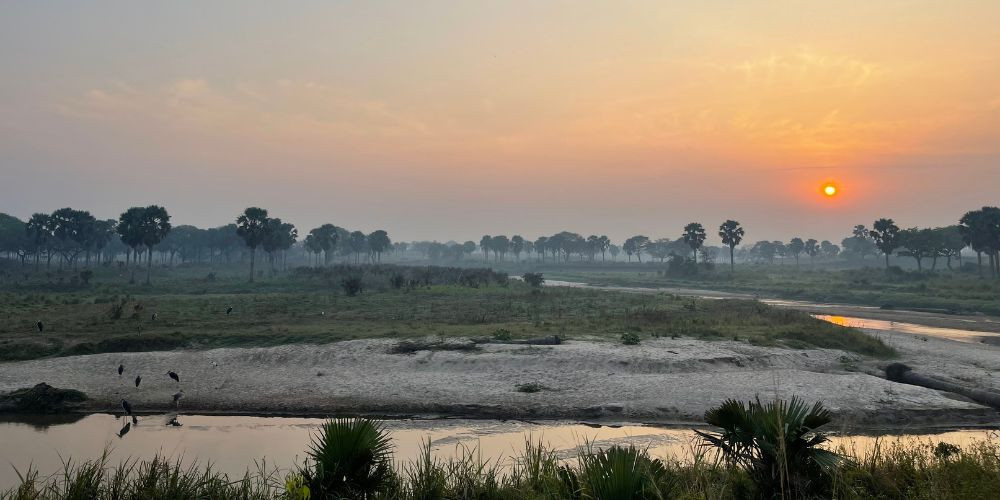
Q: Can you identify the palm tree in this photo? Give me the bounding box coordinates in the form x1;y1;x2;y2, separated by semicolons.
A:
367;230;391;262
960;207;1000;278
682;223;707;264
510;235;525;261
479;235;491;262
787;238;805;267
236;207;269;282
804;238;820;266
696;397;841;498
138;205;171;284
870;218;901;268
117;207;147;282
25;213;52;270
718;220;745;273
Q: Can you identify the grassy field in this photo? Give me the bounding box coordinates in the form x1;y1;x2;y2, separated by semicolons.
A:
0;262;892;361
535;264;1000;316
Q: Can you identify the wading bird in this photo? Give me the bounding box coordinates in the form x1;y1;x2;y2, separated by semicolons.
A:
121;399;132;415
118;364;124;377
36;321;43;333
134;375;141;388
226;306;233;315
167;371;179;383
167;416;182;427
172;390;183;407
151;312;157;321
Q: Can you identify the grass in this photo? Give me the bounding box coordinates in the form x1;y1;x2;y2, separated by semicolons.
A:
0;262;892;361
4;424;1000;499
539;263;1000;317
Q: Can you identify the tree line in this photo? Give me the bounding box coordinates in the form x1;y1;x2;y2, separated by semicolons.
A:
0;206;392;283
3;205;999;279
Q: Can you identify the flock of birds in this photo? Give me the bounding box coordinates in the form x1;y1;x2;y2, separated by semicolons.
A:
116;364;184;438
36;305;240;439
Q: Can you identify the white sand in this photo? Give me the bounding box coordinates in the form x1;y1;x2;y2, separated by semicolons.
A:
2;331;996;428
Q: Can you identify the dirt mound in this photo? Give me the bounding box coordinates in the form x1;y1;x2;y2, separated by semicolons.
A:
0;383;88;413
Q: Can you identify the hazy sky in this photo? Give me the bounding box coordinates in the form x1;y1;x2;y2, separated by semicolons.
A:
2;1;999;244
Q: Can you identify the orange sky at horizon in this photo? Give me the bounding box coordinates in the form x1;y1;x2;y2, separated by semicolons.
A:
2;1;999;242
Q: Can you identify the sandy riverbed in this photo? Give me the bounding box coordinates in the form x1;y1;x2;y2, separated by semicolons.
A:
1;326;998;428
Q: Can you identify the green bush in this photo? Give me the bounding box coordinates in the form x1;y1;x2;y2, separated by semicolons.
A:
621;332;641;345
300;418;395;498
696;396;841;498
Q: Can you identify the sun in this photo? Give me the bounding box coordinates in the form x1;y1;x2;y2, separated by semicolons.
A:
823;183;838;197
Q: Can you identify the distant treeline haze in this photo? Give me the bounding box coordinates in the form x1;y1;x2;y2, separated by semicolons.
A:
1;206;999;279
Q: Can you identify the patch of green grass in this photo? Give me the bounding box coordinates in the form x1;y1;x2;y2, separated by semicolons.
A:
548;264;1000;316
515;382;546;393
0;263;893;361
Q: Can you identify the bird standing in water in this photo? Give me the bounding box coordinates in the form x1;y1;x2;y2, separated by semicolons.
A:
134;375;142;388
121;399;132;415
167;371;179;383
118;364;124;377
226;306;233;315
36;321;44;333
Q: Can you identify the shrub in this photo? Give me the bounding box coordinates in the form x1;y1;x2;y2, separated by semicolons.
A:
300;418;395;498
492;328;513;341
522;272;545;288
577;445;674;499
516;382;545;393
696;396;841;498
390;274;406;289
621;332;641;345
341;277;363;296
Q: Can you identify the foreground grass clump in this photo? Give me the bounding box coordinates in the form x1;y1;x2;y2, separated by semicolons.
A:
0;263;891;360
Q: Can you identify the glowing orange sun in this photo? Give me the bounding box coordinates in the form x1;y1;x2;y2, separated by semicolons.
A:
823;184;838;197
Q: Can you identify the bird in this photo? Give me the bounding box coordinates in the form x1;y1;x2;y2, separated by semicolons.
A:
167;371;179;383
36;321;43;333
131;415;138;425
171;390;183;407
166;416;182;427
134;375;142;388
136;324;142;335
226;306;233;315
117;422;131;438
118;364;124;377
151;312;157;321
121;399;132;415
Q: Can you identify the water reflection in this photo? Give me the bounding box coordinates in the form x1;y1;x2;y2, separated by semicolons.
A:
813;315;1000;343
0;414;996;490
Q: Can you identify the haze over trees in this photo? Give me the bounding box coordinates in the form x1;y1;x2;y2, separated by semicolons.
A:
3;205;1000;281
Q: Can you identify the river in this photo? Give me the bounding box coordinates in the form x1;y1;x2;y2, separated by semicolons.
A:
1;414;996;490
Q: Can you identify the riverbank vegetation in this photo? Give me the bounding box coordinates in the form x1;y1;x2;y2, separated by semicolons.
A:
0;264;890;362
539;265;1000;317
3;402;998;499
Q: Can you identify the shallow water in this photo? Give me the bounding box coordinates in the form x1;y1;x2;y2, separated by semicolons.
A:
0;414;996;490
814;315;1000;343
545;279;999;343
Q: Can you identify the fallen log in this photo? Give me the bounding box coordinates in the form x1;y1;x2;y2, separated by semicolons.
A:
885;363;1000;409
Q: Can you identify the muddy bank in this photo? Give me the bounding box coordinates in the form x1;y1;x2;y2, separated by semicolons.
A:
1;336;996;428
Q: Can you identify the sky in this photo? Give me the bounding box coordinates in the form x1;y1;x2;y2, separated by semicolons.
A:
2;1;999;244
